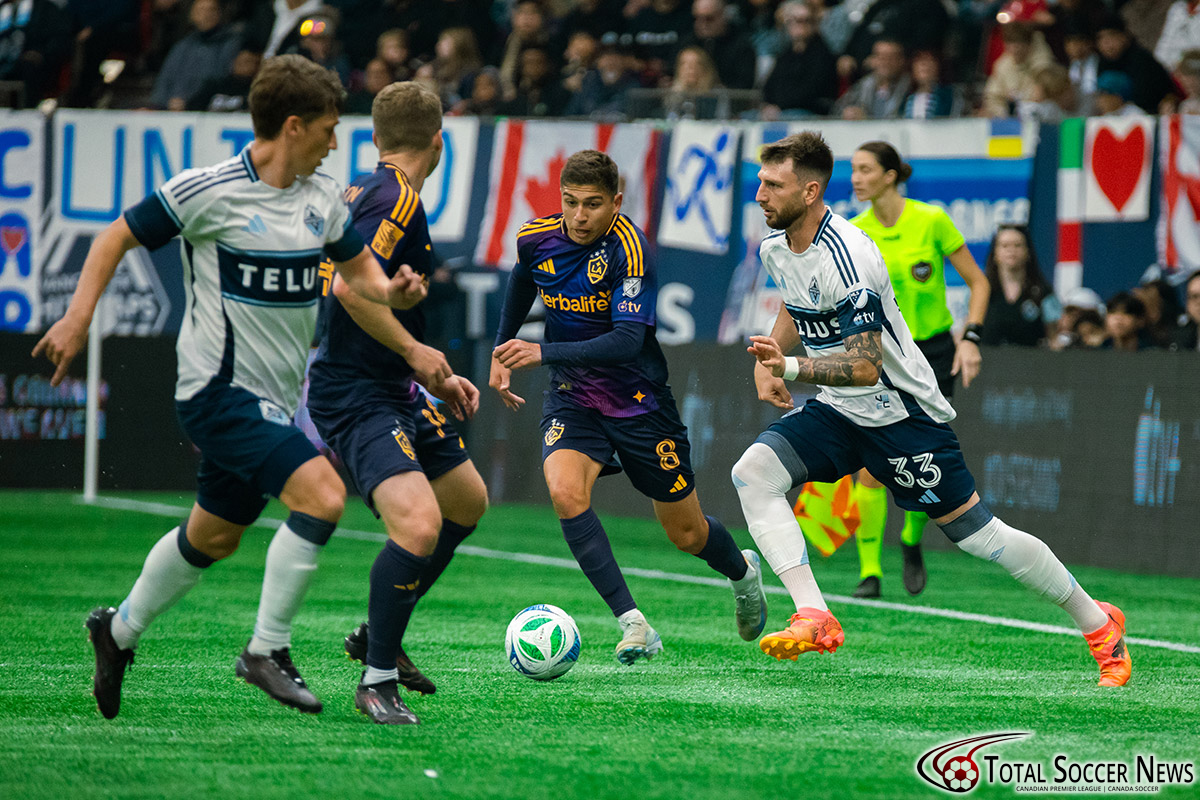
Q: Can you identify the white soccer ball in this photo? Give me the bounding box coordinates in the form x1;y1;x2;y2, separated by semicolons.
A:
504;604;581;681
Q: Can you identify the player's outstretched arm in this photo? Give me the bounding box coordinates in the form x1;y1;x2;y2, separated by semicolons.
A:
334;246;427;309
32;216;141;386
331;274;452;388
753;305;802;409
749;329;883;387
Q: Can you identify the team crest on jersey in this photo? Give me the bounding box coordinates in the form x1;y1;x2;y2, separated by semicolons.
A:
258;400;291;427
623;277;642;298
587;250;608;284
911;261;932;283
391;426;416;459
808;277;821;305
304;205;324;237
544;419;565;446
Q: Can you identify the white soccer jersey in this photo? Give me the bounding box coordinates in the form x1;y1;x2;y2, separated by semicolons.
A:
125;147;362;415
759;207;956;427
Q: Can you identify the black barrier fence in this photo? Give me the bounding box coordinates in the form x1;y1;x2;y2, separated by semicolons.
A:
4;333;1197;577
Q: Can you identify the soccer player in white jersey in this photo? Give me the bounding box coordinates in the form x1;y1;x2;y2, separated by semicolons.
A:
33;55;428;718
729;132;1131;687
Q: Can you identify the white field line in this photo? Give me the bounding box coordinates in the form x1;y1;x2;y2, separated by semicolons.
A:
80;495;1200;655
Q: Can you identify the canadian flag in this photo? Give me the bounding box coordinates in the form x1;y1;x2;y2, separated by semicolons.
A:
1160;114;1200;275
474;120;661;268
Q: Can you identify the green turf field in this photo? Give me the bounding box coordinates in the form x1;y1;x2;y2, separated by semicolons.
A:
2;491;1198;799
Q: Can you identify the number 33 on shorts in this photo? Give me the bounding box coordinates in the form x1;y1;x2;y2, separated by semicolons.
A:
887;452;942;488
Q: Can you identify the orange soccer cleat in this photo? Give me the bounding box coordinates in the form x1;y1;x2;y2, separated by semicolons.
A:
1084;601;1132;687
759;607;845;660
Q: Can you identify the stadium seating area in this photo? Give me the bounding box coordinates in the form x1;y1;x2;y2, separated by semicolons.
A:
2;0;1198;121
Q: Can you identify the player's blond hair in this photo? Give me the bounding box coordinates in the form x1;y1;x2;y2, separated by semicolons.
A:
373;81;443;154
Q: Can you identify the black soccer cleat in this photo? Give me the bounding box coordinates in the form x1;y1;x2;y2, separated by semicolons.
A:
235;644;323;714
902;542;928;596
344;622;436;695
852;576;881;598
85;606;134;720
355;674;420;725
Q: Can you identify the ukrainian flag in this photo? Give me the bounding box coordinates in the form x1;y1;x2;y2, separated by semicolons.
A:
987;119;1025;159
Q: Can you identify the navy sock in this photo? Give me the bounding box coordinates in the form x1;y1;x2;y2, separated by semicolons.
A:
366;540;430;670
416;519;475;600
696;515;748;581
561;508;636;616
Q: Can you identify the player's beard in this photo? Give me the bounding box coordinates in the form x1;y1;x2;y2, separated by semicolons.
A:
765;198;805;231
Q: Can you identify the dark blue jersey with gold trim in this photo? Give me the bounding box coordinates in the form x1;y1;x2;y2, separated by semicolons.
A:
310;162;432;393
509;212;669;417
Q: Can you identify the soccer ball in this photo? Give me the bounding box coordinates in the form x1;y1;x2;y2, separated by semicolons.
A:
504;604;581;681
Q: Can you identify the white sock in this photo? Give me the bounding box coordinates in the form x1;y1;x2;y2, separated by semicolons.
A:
248;523;322;655
956;516;1108;632
778;564;829;611
111;528;204;650
363;666;399;686
617;608;644;627
732;443;827;613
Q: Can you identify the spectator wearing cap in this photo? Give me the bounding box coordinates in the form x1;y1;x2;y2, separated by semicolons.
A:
1095;14;1177;113
1050;286;1105;350
982;22;1056;118
682;0;758;89
833;37;912;120
1094;70;1145;115
151;0;242;110
1102;291;1156;351
1173;270;1200;351
760;0;837;118
1155;0;1200;77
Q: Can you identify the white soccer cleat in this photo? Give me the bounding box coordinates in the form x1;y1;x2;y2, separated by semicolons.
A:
731;549;768;641
615;611;664;665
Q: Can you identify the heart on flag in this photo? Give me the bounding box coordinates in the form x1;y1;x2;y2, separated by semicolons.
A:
1083;117;1153;221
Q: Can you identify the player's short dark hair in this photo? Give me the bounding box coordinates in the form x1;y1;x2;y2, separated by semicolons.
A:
857;140;913;183
561;150;619;196
249;54;346;140
373;81;442;154
759;131;833;188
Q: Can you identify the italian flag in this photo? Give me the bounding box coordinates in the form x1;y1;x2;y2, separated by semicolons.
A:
1056;118;1085;294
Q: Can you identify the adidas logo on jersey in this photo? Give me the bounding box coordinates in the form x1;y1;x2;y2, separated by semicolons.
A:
241;215;267;235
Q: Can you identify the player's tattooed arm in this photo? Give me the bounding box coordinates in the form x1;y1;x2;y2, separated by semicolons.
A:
748;330;882;387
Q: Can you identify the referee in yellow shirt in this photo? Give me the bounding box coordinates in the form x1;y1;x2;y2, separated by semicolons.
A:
846;140;989;597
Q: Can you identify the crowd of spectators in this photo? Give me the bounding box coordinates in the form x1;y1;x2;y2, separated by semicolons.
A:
2;0;1200;120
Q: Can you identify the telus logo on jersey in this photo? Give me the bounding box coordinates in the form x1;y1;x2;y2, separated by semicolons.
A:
217;244;323;306
785;304;842;349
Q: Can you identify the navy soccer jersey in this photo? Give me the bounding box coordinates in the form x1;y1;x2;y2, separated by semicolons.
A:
504;213;668;417
310;162;433;393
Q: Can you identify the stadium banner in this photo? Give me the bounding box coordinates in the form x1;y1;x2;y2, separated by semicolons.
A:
719;119;1038;343
0;333;196;490
468;343;1200;578
0;110;45;332
1083;116;1153;222
1159;114;1200;275
657;120;739;255
472;119;662;268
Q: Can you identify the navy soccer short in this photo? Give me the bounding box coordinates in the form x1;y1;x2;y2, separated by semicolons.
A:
540;391;695;503
765;399;976;518
917;330;956;399
307;388;469;514
176;381;320;526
